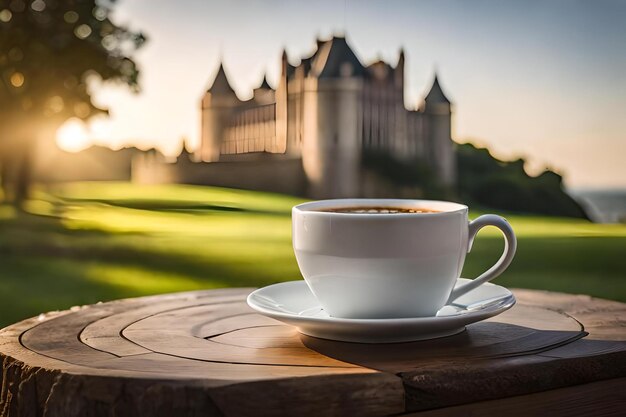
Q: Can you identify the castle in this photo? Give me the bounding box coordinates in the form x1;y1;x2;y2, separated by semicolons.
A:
135;36;456;198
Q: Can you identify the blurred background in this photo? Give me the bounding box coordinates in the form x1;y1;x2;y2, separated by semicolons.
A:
1;0;624;327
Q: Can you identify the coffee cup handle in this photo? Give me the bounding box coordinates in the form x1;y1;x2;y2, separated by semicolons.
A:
447;214;517;303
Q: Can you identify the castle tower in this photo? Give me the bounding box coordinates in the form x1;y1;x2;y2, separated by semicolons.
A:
301;36;365;198
394;49;405;88
199;63;240;162
393;49;409;158
424;74;456;185
276;51;291;156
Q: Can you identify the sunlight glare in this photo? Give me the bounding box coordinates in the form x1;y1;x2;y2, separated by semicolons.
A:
56;118;91;152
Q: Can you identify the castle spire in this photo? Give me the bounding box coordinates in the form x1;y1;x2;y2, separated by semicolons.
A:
395;48;405;87
207;63;235;95
397;48;405;68
424;73;451;104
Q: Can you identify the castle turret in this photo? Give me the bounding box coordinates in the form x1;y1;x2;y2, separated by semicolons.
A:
302;36;364;198
276;50;292;155
199;63;240;162
424;75;451;109
424;73;456;185
392;48;408;158
395;48;405;88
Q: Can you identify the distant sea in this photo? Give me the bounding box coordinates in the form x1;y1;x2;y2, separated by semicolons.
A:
568;188;626;224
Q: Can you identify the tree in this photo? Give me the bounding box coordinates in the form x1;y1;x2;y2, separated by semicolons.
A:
0;0;145;205
456;143;588;218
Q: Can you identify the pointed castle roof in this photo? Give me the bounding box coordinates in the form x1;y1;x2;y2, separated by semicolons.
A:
313;36;365;78
424;74;451;104
207;63;235;95
397;48;405;66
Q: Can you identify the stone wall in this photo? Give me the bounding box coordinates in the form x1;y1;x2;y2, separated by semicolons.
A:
34;145;133;183
133;152;307;196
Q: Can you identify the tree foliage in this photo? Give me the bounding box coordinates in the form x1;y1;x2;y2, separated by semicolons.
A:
362;144;588;218
456;143;588;218
1;0;145;123
0;0;145;202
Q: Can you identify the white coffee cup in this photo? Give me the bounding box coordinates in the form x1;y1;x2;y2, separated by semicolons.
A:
292;199;516;319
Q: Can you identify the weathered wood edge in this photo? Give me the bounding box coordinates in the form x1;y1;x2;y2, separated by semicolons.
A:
400;350;626;412
400;377;626;417
0;353;405;417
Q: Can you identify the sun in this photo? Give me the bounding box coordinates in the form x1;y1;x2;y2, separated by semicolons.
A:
56;118;91;152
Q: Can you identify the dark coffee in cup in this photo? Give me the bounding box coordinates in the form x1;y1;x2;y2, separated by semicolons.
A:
318;206;441;214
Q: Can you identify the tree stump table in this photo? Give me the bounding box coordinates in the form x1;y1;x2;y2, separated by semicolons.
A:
1;287;625;417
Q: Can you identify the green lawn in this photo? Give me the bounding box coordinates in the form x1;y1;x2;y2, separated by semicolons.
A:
0;181;625;328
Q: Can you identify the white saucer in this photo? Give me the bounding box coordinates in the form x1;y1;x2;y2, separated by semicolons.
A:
247;278;516;343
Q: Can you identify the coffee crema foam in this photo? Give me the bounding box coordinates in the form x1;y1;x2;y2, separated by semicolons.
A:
317;206;441;214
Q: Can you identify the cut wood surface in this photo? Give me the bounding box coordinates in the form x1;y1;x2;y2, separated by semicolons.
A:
1;287;625;417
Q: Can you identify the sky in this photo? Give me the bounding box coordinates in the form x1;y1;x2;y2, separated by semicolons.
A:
59;0;626;188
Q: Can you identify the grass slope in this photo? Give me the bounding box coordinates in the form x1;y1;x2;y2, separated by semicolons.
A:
0;182;624;327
